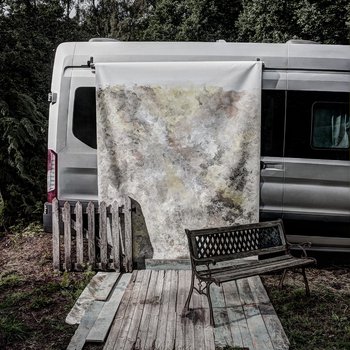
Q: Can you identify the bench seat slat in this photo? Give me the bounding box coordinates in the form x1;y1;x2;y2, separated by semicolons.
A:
199;256;314;283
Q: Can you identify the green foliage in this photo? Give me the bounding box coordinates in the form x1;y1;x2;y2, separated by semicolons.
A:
0;0;349;228
142;0;241;41
237;0;350;44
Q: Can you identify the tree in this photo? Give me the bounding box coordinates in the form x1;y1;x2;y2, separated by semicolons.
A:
0;0;90;228
237;0;350;44
142;0;242;41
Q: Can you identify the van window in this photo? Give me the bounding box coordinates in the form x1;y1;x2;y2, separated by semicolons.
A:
261;90;285;157
285;91;350;160
312;102;349;149
73;87;97;149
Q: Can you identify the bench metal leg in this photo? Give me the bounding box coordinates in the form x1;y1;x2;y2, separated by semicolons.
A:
279;269;287;289
206;282;215;327
184;269;195;312
301;267;310;296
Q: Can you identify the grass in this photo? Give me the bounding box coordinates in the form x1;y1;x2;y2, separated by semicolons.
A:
263;275;350;350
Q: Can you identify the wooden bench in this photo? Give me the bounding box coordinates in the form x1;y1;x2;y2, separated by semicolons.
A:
184;219;316;327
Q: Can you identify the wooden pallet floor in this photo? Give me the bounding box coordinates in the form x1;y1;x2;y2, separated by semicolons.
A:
103;270;289;350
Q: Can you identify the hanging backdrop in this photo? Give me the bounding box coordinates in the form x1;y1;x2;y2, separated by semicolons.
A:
96;61;262;259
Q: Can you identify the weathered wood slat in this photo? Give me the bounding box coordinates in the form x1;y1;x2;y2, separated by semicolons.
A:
86;273;132;343
111;201;120;271
192;289;205;350
75;201;84;269
184;270;195;350
67;301;104;350
123;270;151;350
103;271;137;350
222;282;244;348
175;270;187;350
91;272;121;301
236;278;275;350
211;284;233;348
99;201;108;269
202;285;216;350
249;277;290;350
155;269;172;349
124;197;133;272
165;270;178;350
136;270;159;349
144;270;165;350
63;201;72;271
52;199;60;270
112;271;144;350
87;202;96;268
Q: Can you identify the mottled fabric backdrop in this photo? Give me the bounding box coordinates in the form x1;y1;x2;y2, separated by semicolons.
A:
95;61;262;259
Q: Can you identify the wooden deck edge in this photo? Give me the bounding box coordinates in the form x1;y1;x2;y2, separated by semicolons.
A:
145;259;191;270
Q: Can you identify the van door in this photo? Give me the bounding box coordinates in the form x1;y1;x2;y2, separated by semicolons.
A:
260;89;286;220
283;89;350;226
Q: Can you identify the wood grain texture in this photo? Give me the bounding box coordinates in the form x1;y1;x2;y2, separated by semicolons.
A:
52;198;60;270
63;201;72;271
124;197;133;272
87;202;96;268
103;271;137;350
99;201;108;270
111;201;121;271
75;201;84;269
67;301;104;350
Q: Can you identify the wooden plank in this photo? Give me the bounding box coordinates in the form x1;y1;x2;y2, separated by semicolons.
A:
91;272;121;301
183;270;195;350
136;270;159;349
112;271;145;350
86;273;132;343
67;300;104;350
111;201;121;272
175;270;188;350
87;202;96;268
248;276;270;304
145;259;191;270
154;270;172;349
75;201;84;269
144;270;165;350
63;201;72;271
192;287;205;350
103;272;136;350
223;281;254;349
236;278;274;350
124;197;133;272
202;283;215;350
52;198;60;270
211;283;233;348
248;277;290;350
123;270;151;350
165;270;178;350
259;304;290;350
99;201;108;270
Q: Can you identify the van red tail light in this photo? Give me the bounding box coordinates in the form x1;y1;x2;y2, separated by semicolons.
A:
47;149;57;202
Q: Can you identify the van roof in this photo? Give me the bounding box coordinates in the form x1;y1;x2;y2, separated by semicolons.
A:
56;41;350;72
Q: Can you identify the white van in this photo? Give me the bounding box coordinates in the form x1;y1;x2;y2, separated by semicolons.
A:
44;40;350;251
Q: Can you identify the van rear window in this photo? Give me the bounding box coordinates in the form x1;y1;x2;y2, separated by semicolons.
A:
73;87;97;149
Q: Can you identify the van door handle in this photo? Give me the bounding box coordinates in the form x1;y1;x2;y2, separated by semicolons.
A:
262;162;284;170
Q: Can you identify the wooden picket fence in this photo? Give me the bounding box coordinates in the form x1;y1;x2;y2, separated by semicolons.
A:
52;198;133;272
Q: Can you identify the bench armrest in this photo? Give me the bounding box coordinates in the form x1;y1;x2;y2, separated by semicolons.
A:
191;256;217;265
287;242;312;257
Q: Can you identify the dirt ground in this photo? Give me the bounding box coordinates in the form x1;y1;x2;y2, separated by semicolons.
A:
0;224;93;350
0;224;349;350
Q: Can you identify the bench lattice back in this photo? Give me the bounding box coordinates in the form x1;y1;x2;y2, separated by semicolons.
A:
186;220;287;263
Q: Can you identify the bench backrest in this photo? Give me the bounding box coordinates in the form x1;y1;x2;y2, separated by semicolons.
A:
185;220;287;264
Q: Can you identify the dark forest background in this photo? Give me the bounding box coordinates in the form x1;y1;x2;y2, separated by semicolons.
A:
0;0;349;228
